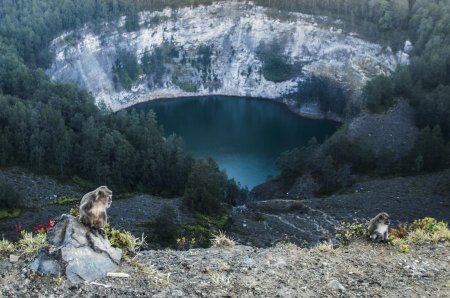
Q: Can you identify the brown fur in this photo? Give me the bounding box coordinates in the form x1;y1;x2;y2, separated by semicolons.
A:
367;212;390;242
79;186;112;232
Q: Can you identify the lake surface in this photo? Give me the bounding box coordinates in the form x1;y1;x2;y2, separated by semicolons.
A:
133;96;338;189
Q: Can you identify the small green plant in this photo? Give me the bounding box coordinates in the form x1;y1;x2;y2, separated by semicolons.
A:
398;243;409;253
70;207;80;217
275;234;293;246
257;212;268;221
105;225;146;256
410;217;446;233
389;223;408;239
176;237;196;250
316;241;335;253
209;272;232;287
210;231;235;248
53;274;65;288
0;238;16;255
182;213;230;247
0;208;21;219
389;217;450;251
335;221;367;245
17;230;49;257
33;218;56;234
48;196;79;206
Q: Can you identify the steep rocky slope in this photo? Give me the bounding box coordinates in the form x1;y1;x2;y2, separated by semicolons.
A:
1;241;449;297
1;166;448;249
47;1;408;114
231;169;450;247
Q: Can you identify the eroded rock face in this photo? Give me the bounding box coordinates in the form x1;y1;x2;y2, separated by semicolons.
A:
30;214;122;284
47;2;407;112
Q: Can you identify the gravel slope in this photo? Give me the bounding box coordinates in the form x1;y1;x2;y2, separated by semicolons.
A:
1;240;449;297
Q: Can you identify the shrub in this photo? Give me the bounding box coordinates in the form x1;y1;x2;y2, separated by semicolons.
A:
335;221;367;245
323;135;375;172
364;75;394;113
389;217;450;250
404;126;449;172
298;75;348;116
182;213;229;248
105;225;146;256
183;159;228;215
276;137;318;180
113;50;141;90
152;205;178;243
256;39;293;82
0;182;22;210
176;237;196;251
125;9;140;32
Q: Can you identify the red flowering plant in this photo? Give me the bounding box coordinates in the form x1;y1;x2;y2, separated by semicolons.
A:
389;223;408;239
33;218;56;235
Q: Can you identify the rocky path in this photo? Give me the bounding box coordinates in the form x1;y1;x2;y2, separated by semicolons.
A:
1;240;449;297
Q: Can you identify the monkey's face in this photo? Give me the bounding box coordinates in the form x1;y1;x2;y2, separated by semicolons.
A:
95;186;112;208
95;193;112;208
379;213;390;225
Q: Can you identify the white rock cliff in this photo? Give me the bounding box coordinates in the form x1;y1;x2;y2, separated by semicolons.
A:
48;1;408;114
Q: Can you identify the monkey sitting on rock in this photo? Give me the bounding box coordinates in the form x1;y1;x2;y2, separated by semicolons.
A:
367;212;390;243
79;186;112;237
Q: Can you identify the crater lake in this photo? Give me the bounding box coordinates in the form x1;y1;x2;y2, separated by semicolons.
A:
132;96;338;189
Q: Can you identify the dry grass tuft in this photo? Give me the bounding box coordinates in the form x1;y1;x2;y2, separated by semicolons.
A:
211;231;235;248
0;238;16;255
125;256;170;287
316;241;335;253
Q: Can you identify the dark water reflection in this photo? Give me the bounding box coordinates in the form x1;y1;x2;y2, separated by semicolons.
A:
133;96;338;188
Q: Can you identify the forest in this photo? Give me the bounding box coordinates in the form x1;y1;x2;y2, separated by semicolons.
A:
0;0;242;215
0;0;449;210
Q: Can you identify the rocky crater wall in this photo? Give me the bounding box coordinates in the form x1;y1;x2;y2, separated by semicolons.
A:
47;1;409;114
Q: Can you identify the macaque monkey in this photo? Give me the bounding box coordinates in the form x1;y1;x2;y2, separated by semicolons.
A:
367;212;390;242
79;186;112;236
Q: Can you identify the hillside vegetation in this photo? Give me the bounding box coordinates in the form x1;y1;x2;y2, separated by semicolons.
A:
0;0;449;217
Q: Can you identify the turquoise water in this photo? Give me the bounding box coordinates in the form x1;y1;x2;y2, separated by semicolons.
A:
133;96;338;189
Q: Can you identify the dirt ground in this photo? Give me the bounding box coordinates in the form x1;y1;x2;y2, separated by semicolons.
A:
1;239;449;297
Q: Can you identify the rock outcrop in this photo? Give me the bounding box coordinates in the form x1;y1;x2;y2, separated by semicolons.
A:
47;2;408;113
30;214;122;284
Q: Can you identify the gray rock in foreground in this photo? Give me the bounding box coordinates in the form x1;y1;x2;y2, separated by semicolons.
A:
30;214;122;284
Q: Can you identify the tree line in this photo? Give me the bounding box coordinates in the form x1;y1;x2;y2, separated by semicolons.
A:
0;0;240;214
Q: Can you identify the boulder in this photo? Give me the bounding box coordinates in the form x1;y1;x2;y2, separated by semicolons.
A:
30;214;122;284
